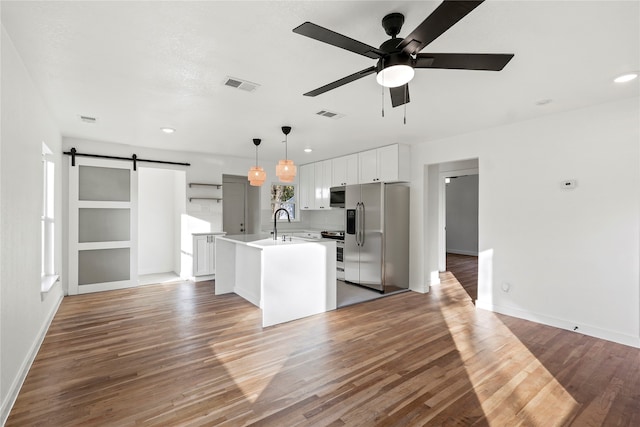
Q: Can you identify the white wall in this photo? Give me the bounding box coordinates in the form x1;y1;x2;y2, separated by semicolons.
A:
446;174;479;255
138;168;183;276
410;97;640;347
1;26;64;422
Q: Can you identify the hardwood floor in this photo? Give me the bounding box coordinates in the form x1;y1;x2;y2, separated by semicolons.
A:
8;265;640;426
446;253;478;302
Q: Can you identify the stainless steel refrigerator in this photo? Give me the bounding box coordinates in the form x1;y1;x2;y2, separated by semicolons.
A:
344;182;409;293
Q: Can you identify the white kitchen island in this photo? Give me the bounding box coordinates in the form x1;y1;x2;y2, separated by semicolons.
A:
215;234;336;327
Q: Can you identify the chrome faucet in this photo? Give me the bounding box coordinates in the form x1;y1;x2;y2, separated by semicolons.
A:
273;208;291;240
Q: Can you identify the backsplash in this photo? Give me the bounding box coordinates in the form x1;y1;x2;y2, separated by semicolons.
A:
260;209;344;232
306;209;345;231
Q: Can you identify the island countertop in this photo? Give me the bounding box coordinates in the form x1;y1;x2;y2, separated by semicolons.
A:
215;234;336;327
217;234;325;248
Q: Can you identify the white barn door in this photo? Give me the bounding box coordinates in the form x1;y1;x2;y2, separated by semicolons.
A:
68;157;138;295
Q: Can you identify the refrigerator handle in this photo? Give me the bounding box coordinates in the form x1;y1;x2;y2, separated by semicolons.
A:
359;202;365;246
355;202;361;246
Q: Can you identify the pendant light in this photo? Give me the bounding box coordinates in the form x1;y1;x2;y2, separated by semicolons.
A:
276;126;296;182
247;138;266;186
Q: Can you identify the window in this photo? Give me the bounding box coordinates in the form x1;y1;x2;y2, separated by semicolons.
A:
41;143;57;292
270;184;296;220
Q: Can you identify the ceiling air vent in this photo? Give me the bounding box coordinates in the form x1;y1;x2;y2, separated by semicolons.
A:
79;115;97;124
316;109;344;119
223;76;260;92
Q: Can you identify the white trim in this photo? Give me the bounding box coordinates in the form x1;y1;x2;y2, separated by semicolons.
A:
446;249;479;256
476;300;640;349
193;274;215;282
0;293;62;425
438;167;479;272
77;201;131;209
78;241;131;250
77;279;132;294
40;274;59;293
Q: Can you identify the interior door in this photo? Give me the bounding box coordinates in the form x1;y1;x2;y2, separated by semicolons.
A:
68;157;137;294
223;180;246;234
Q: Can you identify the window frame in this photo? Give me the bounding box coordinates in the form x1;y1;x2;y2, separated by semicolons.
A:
270;183;298;222
41;143;58;293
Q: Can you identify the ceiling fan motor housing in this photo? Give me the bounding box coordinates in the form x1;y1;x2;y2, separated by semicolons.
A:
381;13;405;37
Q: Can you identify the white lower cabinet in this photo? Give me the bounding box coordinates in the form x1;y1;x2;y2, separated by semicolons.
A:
193;234;217;278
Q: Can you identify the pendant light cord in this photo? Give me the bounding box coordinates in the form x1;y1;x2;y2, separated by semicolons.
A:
284;134;288;161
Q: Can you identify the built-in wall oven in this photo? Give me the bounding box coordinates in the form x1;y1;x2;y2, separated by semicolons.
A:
321;231;345;280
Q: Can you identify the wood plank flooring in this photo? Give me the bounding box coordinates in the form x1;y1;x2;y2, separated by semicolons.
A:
446;253;478;302
8;259;640;426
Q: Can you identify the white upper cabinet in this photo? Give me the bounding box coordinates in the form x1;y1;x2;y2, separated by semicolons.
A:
358;144;410;184
314;160;332;209
331;154;358;187
299;163;315;210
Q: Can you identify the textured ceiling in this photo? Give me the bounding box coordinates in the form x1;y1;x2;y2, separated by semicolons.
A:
2;1;638;163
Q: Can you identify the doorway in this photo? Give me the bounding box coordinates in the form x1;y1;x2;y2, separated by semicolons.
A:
137;167;186;285
222;175;260;235
444;173;479;300
429;159;479;300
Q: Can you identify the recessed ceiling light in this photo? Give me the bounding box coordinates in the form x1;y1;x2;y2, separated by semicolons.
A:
614;73;638;83
304;148;313;153
161;127;175;134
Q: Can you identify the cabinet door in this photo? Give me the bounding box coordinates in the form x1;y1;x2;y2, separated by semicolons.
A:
333;154;358;186
358;149;378;184
377;145;399;182
344;154;359;185
318;160;332;209
207;236;216;275
299;164;315;210
332;156;347;187
193;235;210;276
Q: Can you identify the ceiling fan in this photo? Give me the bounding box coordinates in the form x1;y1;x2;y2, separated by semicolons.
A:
293;0;514;108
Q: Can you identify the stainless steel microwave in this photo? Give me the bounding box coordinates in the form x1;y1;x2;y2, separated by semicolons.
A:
329;186;345;208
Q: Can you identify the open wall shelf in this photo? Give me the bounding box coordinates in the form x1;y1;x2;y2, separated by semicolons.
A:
188;183;222;203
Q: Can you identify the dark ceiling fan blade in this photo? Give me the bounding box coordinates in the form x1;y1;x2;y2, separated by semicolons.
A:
389;84;410;108
397;0;484;55
293;22;385;59
414;53;514;70
303;67;377;97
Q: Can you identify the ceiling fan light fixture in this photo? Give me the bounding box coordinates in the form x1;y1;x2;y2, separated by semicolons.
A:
376;64;415;88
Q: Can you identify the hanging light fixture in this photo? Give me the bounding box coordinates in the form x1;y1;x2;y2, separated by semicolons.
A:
247;138;266;186
276;126;296;182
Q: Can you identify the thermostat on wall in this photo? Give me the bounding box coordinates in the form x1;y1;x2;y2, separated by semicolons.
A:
560;180;577;189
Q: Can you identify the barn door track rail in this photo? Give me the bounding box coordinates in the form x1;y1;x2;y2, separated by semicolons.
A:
63;147;190;170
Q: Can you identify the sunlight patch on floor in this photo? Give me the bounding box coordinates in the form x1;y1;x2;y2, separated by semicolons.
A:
442;300;580;424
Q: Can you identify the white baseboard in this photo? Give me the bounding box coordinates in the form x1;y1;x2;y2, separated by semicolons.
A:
476;300;640;349
446;249;479;256
193;274;214;282
1;291;63;425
